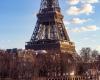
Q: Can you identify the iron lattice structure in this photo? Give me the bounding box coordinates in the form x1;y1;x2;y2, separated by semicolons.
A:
25;0;75;53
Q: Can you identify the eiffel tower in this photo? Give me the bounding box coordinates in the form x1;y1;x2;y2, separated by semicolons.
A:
25;0;76;54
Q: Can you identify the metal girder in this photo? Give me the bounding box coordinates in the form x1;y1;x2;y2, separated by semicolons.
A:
25;0;75;53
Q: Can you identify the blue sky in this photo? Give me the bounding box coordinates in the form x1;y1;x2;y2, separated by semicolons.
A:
0;0;100;52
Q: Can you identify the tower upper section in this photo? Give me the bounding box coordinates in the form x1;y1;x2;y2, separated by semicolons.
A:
25;0;76;53
39;0;60;12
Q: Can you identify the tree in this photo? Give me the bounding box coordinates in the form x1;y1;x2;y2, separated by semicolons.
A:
80;47;91;62
91;50;99;61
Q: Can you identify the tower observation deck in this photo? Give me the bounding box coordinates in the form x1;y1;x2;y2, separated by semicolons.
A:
25;0;76;54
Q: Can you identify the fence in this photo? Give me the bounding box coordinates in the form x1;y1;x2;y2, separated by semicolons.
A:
0;76;86;80
32;76;86;80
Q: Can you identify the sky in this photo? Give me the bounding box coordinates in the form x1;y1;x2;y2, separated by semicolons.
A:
0;0;100;52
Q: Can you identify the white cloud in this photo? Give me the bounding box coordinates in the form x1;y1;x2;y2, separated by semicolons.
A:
64;20;70;25
69;25;99;32
64;18;90;25
81;4;94;15
67;0;80;5
96;46;100;52
81;0;99;4
70;18;90;24
67;6;80;15
67;4;94;15
67;0;99;5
